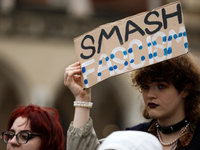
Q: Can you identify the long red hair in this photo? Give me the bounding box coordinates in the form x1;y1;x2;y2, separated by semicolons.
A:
7;104;65;150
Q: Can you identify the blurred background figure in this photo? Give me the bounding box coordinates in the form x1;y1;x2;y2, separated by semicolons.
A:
0;0;15;14
98;131;163;150
65;0;94;18
0;0;199;149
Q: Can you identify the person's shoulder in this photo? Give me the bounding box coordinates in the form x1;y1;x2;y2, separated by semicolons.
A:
185;120;200;149
193;120;200;134
125;120;155;132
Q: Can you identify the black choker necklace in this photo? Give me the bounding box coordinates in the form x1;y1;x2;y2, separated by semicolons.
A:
156;118;189;134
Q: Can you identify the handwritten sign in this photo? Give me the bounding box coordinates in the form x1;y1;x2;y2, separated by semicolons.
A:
74;1;188;88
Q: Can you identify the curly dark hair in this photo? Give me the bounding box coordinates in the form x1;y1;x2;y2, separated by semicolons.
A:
131;53;200;121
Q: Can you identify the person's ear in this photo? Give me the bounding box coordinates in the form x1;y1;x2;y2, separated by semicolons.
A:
182;83;192;98
182;91;189;98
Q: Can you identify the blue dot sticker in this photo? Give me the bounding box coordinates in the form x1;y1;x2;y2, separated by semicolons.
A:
149;53;153;59
184;42;188;49
109;66;113;71
110;54;115;59
173;34;178;39
163;36;167;42
141;56;145;61
105;57;109;61
113;65;118;70
130;59;134;63
168;35;172;41
139;45;143;50
124;61;128;66
168;47;172;54
148;42;151;47
152;41;157;46
99;60;102;65
84;79;88;85
123;51;127;55
179;32;182;37
183;32;187;37
164;48;167;56
153;52;157;57
128;48;133;53
98;72;101;76
82;67;86;73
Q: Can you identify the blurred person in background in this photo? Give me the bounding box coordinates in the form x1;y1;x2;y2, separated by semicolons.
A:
97;131;163;150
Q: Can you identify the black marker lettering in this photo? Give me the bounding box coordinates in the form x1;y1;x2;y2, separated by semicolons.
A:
80;35;96;59
144;11;162;35
125;20;145;42
162;3;182;29
98;26;123;54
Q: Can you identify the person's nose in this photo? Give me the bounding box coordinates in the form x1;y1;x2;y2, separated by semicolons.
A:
9;136;20;147
147;86;157;99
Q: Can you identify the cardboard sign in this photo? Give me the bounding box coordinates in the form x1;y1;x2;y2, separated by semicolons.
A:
74;1;188;88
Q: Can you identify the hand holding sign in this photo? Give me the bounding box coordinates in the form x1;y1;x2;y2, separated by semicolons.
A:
64;62;91;101
74;1;188;89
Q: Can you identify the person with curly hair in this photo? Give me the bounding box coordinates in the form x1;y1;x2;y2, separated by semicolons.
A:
64;53;200;150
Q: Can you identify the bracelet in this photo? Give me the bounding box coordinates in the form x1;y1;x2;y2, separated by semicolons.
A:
73;101;93;108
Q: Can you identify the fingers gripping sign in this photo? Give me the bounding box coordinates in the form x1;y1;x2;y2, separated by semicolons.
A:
64;62;91;101
64;62;82;88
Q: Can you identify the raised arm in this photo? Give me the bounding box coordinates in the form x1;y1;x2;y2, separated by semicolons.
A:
64;62;91;127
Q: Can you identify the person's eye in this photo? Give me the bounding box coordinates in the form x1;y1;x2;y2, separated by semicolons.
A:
158;84;166;89
6;133;14;139
141;85;149;90
18;133;29;140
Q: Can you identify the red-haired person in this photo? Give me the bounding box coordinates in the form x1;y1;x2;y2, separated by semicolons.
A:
1;104;65;150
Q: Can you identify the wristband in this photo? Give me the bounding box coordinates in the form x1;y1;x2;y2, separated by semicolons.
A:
73;101;93;108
